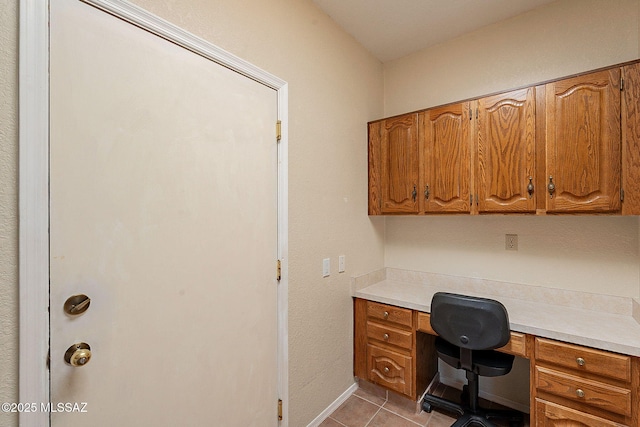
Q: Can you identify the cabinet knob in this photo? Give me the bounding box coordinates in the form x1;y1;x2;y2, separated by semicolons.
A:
384;366;390;374
424;185;430;200
383;311;389;319
412;185;417;202
527;177;534;198
548;176;556;198
576;357;585;366
383;333;389;341
576;389;585;398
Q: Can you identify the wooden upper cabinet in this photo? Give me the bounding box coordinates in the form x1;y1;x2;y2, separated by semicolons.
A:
622;63;640;215
419;103;471;213
377;114;419;214
368;60;638;216
476;88;536;213
544;69;621;213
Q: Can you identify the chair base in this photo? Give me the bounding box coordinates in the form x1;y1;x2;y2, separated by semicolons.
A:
422;392;524;427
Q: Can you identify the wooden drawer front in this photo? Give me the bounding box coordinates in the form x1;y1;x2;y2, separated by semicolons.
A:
416;312;436;335
417;312;527;357
367;321;413;350
535;367;631;417
536;338;631;382
498;332;527;358
367;301;412;328
367;344;413;397
535;399;627;427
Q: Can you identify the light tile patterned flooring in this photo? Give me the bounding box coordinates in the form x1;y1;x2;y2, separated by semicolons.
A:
319;381;529;427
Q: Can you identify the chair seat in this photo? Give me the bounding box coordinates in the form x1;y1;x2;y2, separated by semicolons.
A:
435;337;515;377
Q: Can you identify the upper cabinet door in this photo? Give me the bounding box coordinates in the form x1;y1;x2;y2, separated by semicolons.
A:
477;88;536;213
622;63;640;215
380;114;419;214
420;103;471;213
545;69;621;213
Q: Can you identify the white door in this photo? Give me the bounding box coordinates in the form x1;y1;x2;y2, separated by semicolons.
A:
49;1;279;425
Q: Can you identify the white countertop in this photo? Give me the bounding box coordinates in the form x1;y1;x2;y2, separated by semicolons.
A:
354;270;640;357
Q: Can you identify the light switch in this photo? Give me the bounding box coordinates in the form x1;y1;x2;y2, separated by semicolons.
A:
323;258;330;277
338;255;345;273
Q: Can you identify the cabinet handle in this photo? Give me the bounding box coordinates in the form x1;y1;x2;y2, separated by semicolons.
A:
412;185;417;202
527;177;534;198
383;311;389;319
424;185;430;200
576;389;585;398
383;333;389;341
576;357;585;366
548;176;555;198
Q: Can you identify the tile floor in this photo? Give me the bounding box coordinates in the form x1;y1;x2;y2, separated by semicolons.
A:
319;381;529;427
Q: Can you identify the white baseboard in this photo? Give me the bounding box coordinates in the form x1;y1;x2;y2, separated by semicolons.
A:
439;376;530;414
306;382;359;427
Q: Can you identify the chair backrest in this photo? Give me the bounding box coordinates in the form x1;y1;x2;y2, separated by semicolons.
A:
430;292;511;351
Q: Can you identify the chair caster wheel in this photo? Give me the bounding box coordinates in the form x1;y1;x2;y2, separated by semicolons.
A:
422;401;432;413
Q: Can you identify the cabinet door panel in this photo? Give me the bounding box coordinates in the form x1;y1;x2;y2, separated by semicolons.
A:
381;114;419;213
477;88;536;212
622;63;640;214
545;69;621;212
367;344;413;397
421;103;471;213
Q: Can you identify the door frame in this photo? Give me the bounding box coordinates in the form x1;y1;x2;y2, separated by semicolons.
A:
19;1;289;426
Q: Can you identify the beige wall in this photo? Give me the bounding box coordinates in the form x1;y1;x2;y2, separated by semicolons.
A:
384;0;640;117
383;0;640;299
5;0;640;425
1;1;384;427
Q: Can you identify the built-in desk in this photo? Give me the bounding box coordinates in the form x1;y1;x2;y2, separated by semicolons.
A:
353;269;640;426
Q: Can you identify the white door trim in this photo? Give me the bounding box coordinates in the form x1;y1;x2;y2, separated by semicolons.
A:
18;1;289;425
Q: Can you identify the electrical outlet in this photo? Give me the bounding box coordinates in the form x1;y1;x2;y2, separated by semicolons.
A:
505;234;518;251
338;255;345;273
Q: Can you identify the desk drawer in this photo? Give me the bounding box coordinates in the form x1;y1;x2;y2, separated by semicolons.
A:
416;312;437;335
367;344;413;397
535;366;631;417
535;338;631;382
367;321;413;350
367;301;412;329
417;312;527;357
498;332;527;358
535;399;627;427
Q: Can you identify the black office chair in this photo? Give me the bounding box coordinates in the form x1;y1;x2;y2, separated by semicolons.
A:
422;292;524;427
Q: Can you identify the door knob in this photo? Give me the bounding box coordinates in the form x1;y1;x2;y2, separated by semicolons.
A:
64;342;92;367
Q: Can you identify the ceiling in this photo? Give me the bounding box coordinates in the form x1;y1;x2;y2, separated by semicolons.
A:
312;0;558;62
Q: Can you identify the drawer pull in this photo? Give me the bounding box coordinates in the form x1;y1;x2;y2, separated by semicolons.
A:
576;357;585;366
383;311;389;319
576;389;585;398
383;333;389;341
384;366;390;373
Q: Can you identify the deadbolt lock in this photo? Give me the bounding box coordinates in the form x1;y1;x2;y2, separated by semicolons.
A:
64;342;92;367
64;294;91;315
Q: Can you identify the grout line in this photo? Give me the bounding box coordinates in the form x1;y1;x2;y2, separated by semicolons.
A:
327;417;348;427
377;407;424;426
352;393;388;408
363;406;384;427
